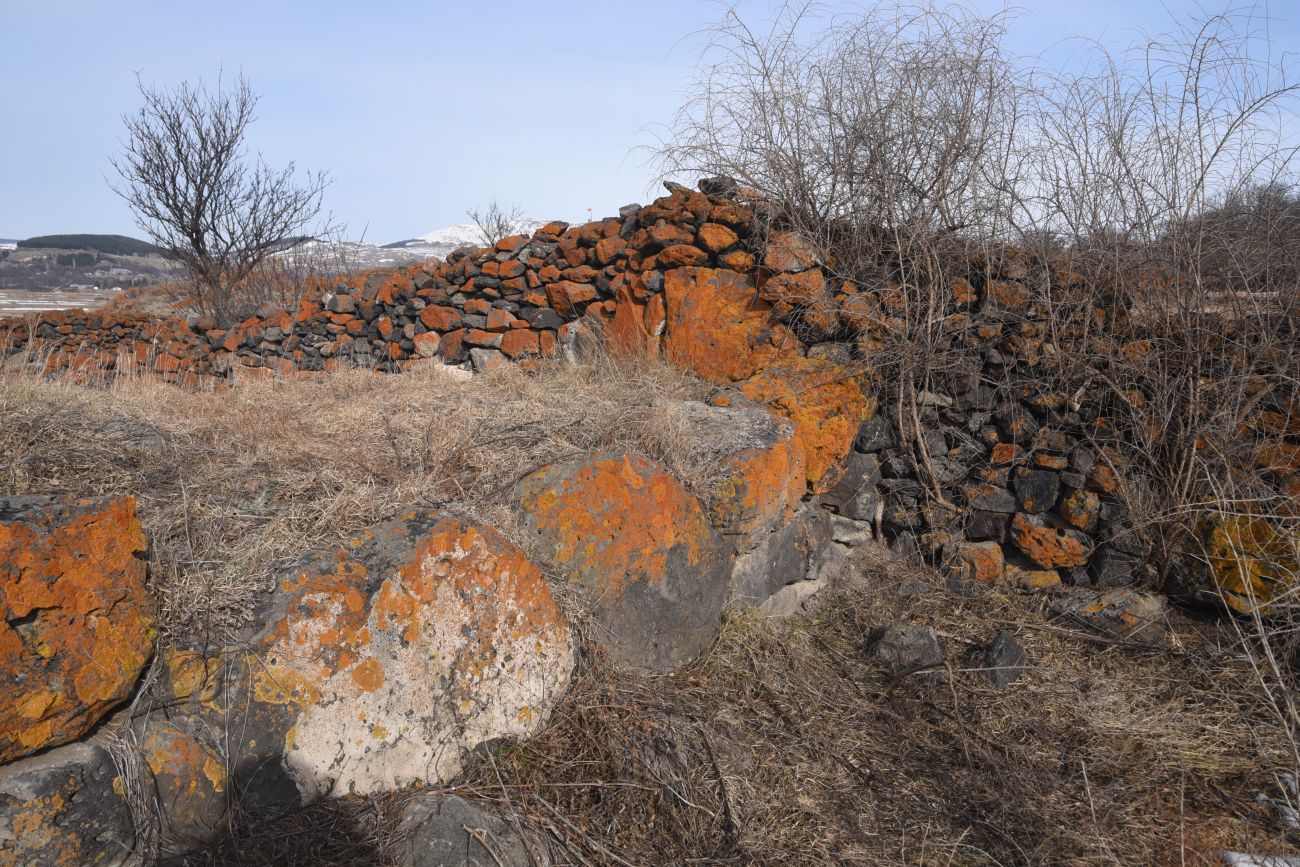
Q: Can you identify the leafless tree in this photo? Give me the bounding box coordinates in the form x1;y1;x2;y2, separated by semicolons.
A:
110;73;330;323
467;198;525;247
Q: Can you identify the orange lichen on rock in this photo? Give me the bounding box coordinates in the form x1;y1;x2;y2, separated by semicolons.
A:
662;266;800;383
237;512;573;799
736;357;872;493
0;497;156;764
660;400;807;552
515;452;729;672
1010;513;1091;569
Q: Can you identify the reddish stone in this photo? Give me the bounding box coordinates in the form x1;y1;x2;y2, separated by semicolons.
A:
946;540;1005;583
718;250;756;271
440;329;466;361
595;235;627;264
603;285;652;356
697;223;739;253
412;332;441;358
737;357;871;493
662;267;799;384
657;245;709;268
500;329;540;358
495;234;528;253
546;281;598;318
645;220;695;248
1034;453;1069;470
464;329;502;349
485;308;515;331
987;280;1029;308
562;265;599;284
764;232;819;272
759;269;827;305
419;305;461;332
1057;489;1101;531
990;443;1023;465
709;201;753;230
1010;513;1090;569
950;276;979;306
465;298;492;315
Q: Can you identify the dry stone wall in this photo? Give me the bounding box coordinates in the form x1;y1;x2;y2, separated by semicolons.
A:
2;178;1297;862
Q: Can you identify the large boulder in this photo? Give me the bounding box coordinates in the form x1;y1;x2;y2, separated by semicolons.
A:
661;266;800;383
0;742;135;866
736;357;872;493
515;452;730;672
0;496;155;764
160;511;574;807
657;399;806;553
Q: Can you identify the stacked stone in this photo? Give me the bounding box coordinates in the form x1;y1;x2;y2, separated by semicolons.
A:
0;183;764;383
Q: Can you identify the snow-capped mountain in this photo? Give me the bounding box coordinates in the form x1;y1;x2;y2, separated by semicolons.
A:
270;219;551;274
385;219;548;261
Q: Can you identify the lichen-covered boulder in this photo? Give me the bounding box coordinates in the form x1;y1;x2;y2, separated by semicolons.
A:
0;742;135;867
164;512;574;804
662;266;800;383
657;399;806;553
515;452;730;672
134;721;228;853
736;357;872;493
1009;512;1091;569
1184;513;1299;614
0;496;155;764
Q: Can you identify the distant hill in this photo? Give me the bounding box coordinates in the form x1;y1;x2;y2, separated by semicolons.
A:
19;234;164;256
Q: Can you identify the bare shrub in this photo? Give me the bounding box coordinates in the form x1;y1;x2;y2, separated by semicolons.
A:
468;198;526;247
658;0;1300;792
110;73;332;324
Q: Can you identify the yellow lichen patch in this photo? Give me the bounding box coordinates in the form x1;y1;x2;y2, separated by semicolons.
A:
1202;514;1300;614
16;690;57;720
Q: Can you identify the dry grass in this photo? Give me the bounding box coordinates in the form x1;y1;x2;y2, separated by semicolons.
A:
0;354;715;642
428;547;1297;866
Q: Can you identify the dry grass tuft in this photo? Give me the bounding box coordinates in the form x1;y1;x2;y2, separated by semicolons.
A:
0;353;715;642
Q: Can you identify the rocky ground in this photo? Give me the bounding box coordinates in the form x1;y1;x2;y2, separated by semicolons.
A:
1;358;1297;866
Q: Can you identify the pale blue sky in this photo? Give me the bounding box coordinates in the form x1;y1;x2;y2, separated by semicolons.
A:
2;1;1297;242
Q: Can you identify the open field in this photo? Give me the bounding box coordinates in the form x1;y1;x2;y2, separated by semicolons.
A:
0;286;117;316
